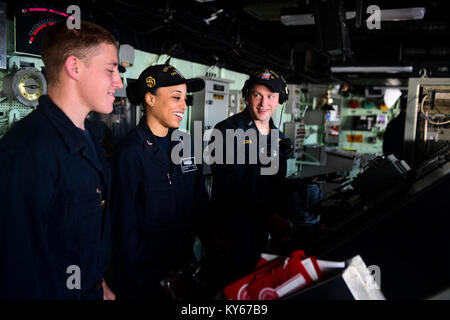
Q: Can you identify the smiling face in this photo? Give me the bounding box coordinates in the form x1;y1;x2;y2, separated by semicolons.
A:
77;43;123;114
247;83;280;124
145;83;187;136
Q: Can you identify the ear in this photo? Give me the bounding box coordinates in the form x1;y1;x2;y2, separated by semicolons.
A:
64;56;82;80
144;92;156;107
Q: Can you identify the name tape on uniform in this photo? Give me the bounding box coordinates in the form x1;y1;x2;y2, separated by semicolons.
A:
180;157;197;173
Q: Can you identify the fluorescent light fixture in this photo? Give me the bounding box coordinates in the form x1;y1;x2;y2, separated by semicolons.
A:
280;7;425;26
280;14;315;26
380;7;425;21
330;66;413;73
204;8;224;24
373;86;408;90
281;12;355;26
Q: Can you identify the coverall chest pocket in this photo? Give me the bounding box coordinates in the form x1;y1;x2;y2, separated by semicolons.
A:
142;179;177;227
68;192;103;242
47;191;103;256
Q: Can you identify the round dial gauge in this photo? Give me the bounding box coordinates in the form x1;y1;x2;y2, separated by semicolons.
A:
3;67;47;107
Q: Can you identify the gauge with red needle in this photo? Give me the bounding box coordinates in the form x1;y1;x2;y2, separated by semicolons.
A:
14;5;74;55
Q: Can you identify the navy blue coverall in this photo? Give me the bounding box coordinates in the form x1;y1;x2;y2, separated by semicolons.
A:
110;117;209;299
208;107;290;285
0;95;111;300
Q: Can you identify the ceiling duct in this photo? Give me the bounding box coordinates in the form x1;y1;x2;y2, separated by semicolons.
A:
313;0;352;58
243;0;297;21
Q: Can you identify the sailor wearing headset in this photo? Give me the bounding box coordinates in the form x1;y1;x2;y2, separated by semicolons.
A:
208;68;294;289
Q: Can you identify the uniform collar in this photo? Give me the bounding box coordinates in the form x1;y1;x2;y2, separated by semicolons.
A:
84;117;104;143
137;116;182;151
138;116;171;141
240;107;278;131
137;116;186;171
38;95;94;154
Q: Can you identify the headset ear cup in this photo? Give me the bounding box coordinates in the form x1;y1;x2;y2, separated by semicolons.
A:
279;89;286;104
242;79;250;101
242;79;251;101
284;85;289;104
279;76;289;104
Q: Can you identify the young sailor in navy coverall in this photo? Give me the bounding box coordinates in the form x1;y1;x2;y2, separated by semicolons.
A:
110;64;209;299
0;21;123;299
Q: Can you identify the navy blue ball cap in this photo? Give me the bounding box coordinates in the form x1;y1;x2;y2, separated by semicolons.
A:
135;64;205;103
248;69;284;94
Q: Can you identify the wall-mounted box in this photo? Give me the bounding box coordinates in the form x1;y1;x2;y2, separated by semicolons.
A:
285;84;302;114
190;77;234;141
